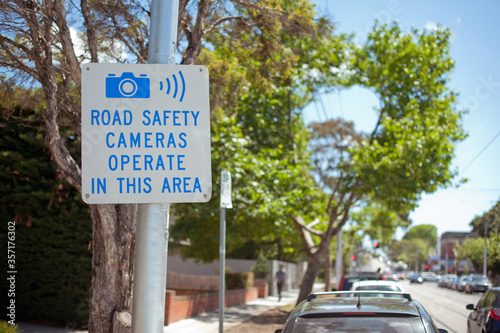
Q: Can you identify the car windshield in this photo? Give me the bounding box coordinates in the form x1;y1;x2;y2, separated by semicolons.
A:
356;285;402;292
293;316;426;333
472;277;489;283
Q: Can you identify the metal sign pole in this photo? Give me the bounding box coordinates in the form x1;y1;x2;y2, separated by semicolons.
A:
219;170;233;333
131;1;179;332
219;206;226;333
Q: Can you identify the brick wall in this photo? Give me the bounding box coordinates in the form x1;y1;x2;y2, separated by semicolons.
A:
164;287;258;325
255;278;269;298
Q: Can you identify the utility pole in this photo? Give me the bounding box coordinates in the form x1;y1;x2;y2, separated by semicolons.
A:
132;1;179;332
483;220;488;276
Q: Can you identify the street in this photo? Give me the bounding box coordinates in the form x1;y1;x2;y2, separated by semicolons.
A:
402;280;482;333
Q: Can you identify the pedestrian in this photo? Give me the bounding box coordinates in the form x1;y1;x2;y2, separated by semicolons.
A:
275;264;286;301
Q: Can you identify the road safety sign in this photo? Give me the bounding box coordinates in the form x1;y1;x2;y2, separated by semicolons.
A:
81;64;211;204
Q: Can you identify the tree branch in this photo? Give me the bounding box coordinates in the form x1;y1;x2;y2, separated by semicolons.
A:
204;15;245;35
81;0;99;62
50;0;82;92
181;0;211;65
230;0;286;15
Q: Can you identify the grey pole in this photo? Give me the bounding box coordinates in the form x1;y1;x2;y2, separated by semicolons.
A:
149;0;179;65
132;204;170;332
219;207;226;333
335;230;343;289
132;1;179;332
483;220;487;275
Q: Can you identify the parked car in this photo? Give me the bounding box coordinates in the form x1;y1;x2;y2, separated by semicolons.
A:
380;270;399;281
336;271;381;291
466;287;500;333
465;275;492;294
438;274;456;288
421;272;441;282
275;291;448;333
350;280;406;295
450;276;461;290
409;273;423;284
457;275;471;292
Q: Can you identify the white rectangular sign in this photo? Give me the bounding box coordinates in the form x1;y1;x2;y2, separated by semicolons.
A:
220;170;232;209
81;64;211;204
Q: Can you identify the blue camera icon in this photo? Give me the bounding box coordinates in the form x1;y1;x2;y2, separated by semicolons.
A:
105;72;150;98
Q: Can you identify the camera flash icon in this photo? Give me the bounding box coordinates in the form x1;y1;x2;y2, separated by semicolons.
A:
105;72;150;99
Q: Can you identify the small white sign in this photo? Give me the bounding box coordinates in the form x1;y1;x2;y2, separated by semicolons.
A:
81;64;211;204
220;170;232;209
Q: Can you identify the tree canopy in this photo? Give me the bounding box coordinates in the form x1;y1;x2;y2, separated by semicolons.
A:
0;0;468;326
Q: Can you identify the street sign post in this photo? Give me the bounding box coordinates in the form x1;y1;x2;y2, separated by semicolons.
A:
219;170;232;333
80;1;211;332
81;63;212;204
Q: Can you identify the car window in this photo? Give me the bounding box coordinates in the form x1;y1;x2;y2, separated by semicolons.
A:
292;316;426;333
415;300;441;333
477;292;490;308
495;292;500;308
482;291;495;308
342;278;360;290
356;285;402;292
472;276;489;283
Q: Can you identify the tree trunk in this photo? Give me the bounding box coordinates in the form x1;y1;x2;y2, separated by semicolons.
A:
324;243;331;292
296;253;322;305
88;204;136;333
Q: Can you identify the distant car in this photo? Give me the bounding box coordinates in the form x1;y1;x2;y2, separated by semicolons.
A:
450;276;461;290
421;272;441;282
466;287;500;333
336;271;381;291
446;275;458;289
409;273;423;284
380;271;399;281
457;275;471;292
438;274;456;288
465;275;492;294
350;280;406;296
275;291;448;333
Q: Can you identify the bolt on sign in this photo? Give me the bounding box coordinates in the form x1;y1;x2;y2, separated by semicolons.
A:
81;64;212;204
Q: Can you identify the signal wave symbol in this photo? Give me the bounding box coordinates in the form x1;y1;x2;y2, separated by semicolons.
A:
159;70;186;102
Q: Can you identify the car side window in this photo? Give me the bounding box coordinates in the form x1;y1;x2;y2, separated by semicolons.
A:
483;291;495;308
477;291;493;309
477;293;487;308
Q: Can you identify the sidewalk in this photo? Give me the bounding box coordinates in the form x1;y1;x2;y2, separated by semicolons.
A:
17;285;323;333
163;288;299;333
16;289;298;333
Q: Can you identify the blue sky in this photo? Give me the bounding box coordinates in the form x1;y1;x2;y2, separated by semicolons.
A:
304;0;500;237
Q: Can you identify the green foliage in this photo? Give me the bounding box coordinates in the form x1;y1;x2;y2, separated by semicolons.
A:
0;108;92;328
389;238;428;266
349;22;466;212
456;233;500;277
350;202;410;245
251;251;271;280
469;199;500;237
0;321;23;333
403;224;438;252
172;1;346;263
305;23;465;283
225;272;254;290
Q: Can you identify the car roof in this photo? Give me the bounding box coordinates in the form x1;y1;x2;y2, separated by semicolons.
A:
278;292;446;333
352;280;401;286
299;293;419;317
351;280;404;289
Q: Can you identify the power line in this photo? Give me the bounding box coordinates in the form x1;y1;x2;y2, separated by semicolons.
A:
461;128;500;174
337;89;344;118
319;94;329;120
314;100;323;122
